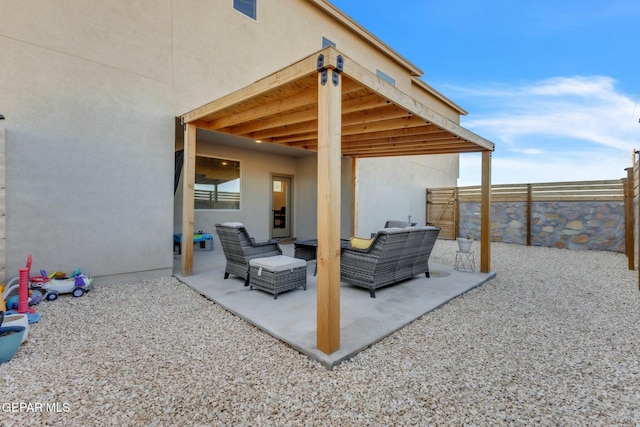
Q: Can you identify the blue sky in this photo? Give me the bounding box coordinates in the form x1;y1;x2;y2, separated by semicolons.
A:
330;0;640;185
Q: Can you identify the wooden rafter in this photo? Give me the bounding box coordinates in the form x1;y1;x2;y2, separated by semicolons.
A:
182;47;494;159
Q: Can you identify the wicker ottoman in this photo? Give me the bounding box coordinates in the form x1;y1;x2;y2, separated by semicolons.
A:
249;255;307;299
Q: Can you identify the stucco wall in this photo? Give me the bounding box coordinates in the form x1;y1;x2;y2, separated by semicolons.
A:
356;154;459;236
291;156;354;240
171;0;460;120
1;4;175;281
2;0;460;281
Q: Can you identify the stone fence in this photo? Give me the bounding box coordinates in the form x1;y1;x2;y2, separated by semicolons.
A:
441;180;628;253
459;200;625;252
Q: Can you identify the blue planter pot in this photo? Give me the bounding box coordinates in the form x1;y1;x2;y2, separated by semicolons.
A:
0;326;26;364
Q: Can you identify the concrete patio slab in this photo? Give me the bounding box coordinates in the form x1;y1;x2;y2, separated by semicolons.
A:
174;241;495;368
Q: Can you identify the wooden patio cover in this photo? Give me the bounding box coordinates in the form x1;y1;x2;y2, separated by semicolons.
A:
180;47;494;354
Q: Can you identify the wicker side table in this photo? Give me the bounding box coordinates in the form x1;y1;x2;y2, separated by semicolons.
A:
249;255;307;299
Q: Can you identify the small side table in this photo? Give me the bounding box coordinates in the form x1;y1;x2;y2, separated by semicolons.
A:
455;251;475;272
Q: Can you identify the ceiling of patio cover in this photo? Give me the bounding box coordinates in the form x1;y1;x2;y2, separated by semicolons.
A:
181;47;494;158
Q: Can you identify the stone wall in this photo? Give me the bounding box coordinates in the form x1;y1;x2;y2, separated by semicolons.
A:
459;201;625;252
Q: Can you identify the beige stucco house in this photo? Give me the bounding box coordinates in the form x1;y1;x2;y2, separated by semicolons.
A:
0;1;493;291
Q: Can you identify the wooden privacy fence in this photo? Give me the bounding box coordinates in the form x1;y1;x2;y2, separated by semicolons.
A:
427;179;628;252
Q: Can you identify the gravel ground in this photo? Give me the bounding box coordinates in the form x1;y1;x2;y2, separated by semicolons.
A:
1;241;639;426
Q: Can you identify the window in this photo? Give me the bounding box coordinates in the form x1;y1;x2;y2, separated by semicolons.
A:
194;156;240;210
376;69;396;87
234;0;256;20
322;37;336;48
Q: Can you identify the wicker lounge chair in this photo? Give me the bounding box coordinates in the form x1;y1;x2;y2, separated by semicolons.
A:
341;226;440;298
215;223;282;285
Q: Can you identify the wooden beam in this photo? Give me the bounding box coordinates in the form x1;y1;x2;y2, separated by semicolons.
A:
181;122;197;277
341;135;462;150
248;119;318;141
181;50;323;123
347;140;471;154
480;151;491;273
349;147;484;158
278;139;484;157
342;115;426;136
342;125;440;142
344;133;453;146
316;67;342;355
227;104;319;135
207;87;319;130
342;93;390;114
221;94;393;136
342;104;411;127
339;51;495;152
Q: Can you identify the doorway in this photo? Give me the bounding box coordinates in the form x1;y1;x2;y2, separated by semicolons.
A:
271;175;292;239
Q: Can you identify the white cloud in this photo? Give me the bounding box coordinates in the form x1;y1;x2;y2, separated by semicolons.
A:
446;76;640;185
460;76;639;151
517;148;543;155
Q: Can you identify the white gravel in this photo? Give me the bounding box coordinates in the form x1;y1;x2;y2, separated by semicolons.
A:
1;241;639;426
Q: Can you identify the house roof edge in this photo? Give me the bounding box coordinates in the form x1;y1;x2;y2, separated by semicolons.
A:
308;0;424;77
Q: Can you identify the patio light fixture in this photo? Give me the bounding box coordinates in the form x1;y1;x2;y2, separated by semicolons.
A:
0;114;4;120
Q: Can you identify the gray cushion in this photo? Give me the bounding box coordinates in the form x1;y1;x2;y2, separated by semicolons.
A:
249;255;306;272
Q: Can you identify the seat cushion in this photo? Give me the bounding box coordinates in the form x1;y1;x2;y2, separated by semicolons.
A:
220;222;244;227
249;255;306;272
349;236;374;249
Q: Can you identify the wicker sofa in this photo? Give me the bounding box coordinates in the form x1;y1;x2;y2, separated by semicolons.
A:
215;223;282;285
340;226;440;298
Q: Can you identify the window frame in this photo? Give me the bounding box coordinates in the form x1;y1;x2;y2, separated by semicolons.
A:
322;36;336;48
233;0;257;20
376;69;396;87
194;155;242;211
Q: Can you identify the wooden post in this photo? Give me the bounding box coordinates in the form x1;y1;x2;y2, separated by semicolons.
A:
480;151;491;273
623;171;632;269
454;187;460;238
316;67;342;354
351;157;357;236
181;122;196;277
526;184;532;246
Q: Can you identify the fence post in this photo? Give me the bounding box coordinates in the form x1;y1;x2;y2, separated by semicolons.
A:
624;169;634;270
526;184;532;246
454;187;460;238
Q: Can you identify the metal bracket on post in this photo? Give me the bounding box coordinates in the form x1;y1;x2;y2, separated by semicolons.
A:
332;55;343;87
318;53;343;86
318;54;328;86
332;70;340;86
180;116;186;131
320;70;328;86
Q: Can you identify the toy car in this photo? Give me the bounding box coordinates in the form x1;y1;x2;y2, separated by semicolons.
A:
31;269;93;301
